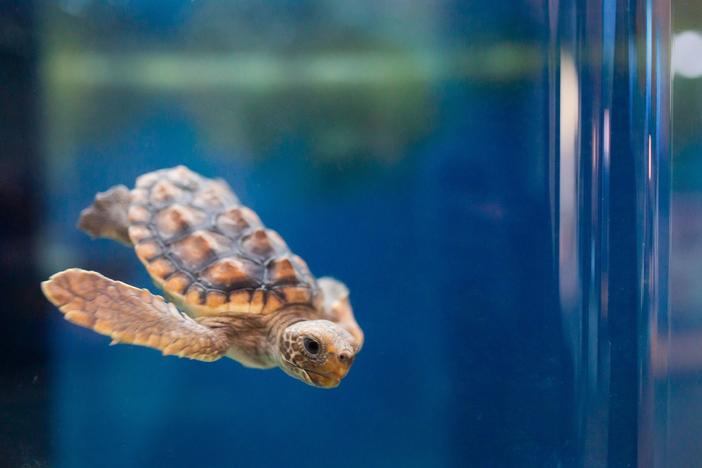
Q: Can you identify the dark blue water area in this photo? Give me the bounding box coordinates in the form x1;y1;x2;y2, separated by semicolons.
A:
39;3;585;468
47;74;574;468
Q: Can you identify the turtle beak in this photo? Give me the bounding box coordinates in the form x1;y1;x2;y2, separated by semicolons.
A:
307;348;354;389
307;372;341;389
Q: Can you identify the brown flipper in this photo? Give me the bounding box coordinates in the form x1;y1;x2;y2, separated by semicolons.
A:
78;185;132;245
318;277;364;352
41;268;232;361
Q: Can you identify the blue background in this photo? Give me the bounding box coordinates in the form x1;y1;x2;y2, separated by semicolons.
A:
41;3;570;466
48;93;567;468
10;0;702;466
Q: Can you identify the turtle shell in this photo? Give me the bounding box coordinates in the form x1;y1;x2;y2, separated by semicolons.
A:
126;166;320;316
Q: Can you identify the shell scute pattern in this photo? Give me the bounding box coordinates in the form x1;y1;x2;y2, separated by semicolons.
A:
168;166;202;190
185;283;206;305
130;187;149;204
150;180;187;207
291;255;314;282
282;287;312;305
135;241;161;261
128;225;153;243
155;205;206;239
241;229;288;260
216;207;261;237
128;205;150;224
201;258;262;289
165;273;190;294
146;257;176;279
267;258;298;284
205;291;227;308
228;290;251;311
127;166;318;315
171;230;231;270
192;181;239;210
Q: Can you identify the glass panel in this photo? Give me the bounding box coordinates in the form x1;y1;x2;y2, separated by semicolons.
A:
665;1;702;466
0;1;676;466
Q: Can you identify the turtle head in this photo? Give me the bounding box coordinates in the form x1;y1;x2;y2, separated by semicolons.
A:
278;320;357;389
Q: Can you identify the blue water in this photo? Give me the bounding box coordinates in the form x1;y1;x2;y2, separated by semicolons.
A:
33;1;672;467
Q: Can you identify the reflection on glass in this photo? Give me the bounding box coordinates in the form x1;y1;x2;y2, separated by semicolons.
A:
665;3;702;467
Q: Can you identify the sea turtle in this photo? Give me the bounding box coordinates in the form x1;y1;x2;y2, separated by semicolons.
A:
41;166;363;388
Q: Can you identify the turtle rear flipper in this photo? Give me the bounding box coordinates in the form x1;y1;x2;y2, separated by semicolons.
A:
78;185;132;245
41;268;232;361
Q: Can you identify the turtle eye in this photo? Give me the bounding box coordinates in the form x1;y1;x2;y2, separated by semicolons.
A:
303;337;320;355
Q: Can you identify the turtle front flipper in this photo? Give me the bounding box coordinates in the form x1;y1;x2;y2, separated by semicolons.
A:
41;268;232;361
77;185;132;245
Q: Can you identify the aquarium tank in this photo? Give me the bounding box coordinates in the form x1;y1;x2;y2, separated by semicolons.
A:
2;0;702;467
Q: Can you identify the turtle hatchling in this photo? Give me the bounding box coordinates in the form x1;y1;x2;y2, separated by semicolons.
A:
42;166;364;388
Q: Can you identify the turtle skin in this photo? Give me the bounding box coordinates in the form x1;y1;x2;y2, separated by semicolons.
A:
122;166;320;317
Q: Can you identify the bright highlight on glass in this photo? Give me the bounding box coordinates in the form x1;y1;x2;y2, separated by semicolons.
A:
672;31;702;78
